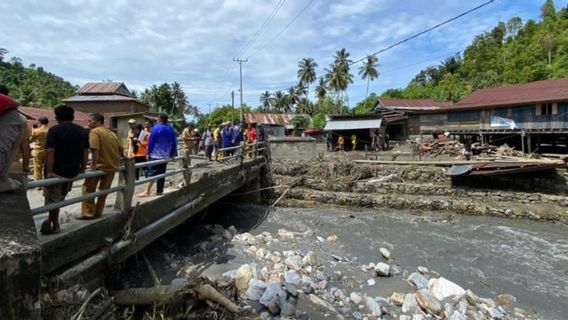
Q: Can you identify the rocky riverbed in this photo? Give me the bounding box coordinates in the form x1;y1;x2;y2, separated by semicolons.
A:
120;203;568;320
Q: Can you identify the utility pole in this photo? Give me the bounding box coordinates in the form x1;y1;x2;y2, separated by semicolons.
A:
233;58;247;121
231;91;235;124
207;103;212;116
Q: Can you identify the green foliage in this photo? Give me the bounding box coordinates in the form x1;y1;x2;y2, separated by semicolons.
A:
292;114;311;135
381;0;568;101
201;104;250;128
353;93;378;115
0;49;77;106
312;113;327;129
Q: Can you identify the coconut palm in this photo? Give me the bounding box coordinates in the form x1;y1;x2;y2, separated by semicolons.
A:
314;78;327;101
260;90;272;113
297;58;318;111
325;61;353;114
272;91;286;113
285;86;299;113
358;55;379;110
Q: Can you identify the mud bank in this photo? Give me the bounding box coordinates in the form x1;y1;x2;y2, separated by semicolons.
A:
270;160;568;223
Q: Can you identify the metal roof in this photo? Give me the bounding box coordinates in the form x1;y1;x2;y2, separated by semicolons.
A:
452;78;568;110
77;82;132;96
63;95;136;102
244;113;295;125
18;106;95;128
324;118;382;131
376;98;453;111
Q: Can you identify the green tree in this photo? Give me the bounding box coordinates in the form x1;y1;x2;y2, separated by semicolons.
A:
541;0;556;19
353;93;378;115
358;55;379;111
272;90;286;113
259;90;271;113
297;57;318;112
325;48;354;113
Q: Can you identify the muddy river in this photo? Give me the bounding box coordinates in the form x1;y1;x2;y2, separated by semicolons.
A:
122;203;568;319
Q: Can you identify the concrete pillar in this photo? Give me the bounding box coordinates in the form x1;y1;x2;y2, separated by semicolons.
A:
115;157;135;213
0;174;41;319
527;134;532;154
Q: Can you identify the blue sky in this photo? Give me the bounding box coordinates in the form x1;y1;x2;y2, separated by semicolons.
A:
1;0;564;114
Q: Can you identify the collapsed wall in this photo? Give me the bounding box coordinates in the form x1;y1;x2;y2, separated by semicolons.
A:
269;159;568;223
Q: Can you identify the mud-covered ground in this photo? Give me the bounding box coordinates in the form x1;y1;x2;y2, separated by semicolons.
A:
121;203;568;320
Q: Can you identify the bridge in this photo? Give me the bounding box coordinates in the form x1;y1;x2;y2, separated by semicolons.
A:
0;142;270;319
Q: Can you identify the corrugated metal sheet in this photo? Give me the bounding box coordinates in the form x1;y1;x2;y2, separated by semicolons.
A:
63;95;136;102
324;118;382;131
244;113;294;125
377;98;452;111
447;164;473;176
452;78;568;110
77;82;131;95
18;106;95;128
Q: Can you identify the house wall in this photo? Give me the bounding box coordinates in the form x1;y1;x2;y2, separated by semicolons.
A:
111;115;147;148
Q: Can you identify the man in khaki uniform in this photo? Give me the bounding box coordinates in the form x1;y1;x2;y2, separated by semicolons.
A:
29;116;49;181
80;113;123;219
181;123;198;154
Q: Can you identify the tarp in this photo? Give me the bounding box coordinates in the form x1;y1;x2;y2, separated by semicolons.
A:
490;116;517;129
324;118;382;131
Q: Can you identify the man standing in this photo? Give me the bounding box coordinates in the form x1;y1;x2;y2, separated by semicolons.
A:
0;92;30;192
221;122;233;156
181;123;197;155
137;114;177;197
79;113;122;219
203;125;214;161
213;124;222;160
42;105;89;233
126;118;137;158
29;116;49;182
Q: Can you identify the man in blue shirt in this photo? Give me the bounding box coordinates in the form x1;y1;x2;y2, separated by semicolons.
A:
137;114;177;197
221;122;233;156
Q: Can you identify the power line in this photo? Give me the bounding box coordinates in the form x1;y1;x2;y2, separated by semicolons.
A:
247;0;316;59
350;0;496;65
235;0;287;58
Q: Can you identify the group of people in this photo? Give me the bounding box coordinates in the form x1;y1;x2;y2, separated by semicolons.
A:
181;121;264;161
325;129;390;152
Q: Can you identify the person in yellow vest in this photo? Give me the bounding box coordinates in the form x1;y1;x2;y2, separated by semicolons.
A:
79;113;123;219
338;135;345;151
351;134;357;151
29;116;49;182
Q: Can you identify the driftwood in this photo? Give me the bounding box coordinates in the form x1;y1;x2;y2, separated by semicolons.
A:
70;287;103;320
112;284;239;313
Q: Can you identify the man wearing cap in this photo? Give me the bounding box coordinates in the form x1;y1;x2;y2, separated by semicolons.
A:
181;123;198;155
30;116;49;182
0;92;30;192
126;118;138;158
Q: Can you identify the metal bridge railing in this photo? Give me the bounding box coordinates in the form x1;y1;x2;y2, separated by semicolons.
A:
26;140;270;217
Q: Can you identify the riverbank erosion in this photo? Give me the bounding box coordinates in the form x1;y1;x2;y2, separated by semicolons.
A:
269;159;568;223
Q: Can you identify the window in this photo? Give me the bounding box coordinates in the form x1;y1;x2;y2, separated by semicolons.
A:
447;110;481;122
541;103;553;115
537;103;557;116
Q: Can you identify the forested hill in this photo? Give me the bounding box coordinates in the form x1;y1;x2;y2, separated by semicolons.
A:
381;0;568;102
0;48;77;107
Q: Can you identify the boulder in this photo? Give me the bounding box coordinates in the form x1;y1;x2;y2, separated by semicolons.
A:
495;294;516;310
284;270;301;286
390;292;404;306
367;278;376;286
260;283;286;306
449;310;466;320
417;266;429;274
277;229;295;240
415;289;443;316
235;264;253;294
428;277;465;301
284;282;298;297
379;247;392;260
375;262;391;277
285;255;303;270
407;272;428;290
302;251;320;266
245;279;267;301
350;292;363;305
266;297;281;315
365;296;383;316
402;294;420;314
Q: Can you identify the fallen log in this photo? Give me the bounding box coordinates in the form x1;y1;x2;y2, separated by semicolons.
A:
198;284;240;313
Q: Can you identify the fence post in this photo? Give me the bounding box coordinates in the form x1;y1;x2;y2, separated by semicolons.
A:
253;141;258;159
115;157;135;213
182;150;192;186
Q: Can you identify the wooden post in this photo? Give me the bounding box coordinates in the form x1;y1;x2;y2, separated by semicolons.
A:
253;141;258;159
527;133;532;154
182;150;191;186
115;157;135;213
521;130;526;154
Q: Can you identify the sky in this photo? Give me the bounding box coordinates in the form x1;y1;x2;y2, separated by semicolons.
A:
1;0;565;114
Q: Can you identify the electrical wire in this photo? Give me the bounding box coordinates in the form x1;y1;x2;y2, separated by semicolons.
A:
235;0;287;58
350;0;496;65
247;0;316;59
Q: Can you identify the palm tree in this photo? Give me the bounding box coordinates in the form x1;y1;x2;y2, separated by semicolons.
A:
285;86;299;113
272;91;286;113
358;55;379;110
314;78;327;102
260;90;271;113
325;61;353;114
297;58;318;112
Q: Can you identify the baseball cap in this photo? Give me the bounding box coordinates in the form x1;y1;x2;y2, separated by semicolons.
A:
128;119;136;124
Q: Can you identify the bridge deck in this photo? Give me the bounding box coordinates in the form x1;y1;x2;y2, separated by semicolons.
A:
27;158;265;277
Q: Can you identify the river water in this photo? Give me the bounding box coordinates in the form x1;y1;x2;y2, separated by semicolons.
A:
123;204;568;319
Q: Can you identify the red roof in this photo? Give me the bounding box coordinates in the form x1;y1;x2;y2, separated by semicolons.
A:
76;82;132;96
377;98;452;111
452;78;568;110
244;113;294;125
18;106;106;129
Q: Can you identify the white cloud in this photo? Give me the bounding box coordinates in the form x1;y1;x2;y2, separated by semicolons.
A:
1;0;546;112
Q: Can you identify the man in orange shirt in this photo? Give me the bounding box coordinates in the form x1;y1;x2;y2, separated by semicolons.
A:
80;113;123;219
